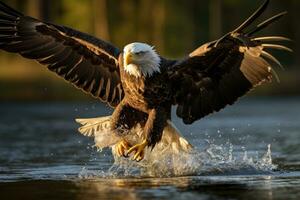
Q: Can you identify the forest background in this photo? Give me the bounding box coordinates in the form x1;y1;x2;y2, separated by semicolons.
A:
0;0;298;101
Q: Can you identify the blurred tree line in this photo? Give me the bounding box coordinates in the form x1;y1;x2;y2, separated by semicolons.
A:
0;0;298;101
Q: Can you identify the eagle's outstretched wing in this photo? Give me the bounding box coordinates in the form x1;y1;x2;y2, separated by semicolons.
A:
0;2;123;107
169;0;292;124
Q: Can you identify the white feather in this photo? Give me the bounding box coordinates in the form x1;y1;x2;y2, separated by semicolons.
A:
124;42;153;54
123;42;161;78
124;64;142;78
76;116;193;153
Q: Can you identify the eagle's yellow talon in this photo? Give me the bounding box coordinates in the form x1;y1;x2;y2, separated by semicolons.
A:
115;139;131;158
127;140;148;161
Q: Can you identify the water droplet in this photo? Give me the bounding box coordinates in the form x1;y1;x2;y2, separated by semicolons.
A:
243;151;248;161
228;144;233;162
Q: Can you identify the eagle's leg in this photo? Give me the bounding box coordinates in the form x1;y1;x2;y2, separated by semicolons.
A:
127;139;148;161
115;139;131;157
127;108;168;161
111;101;129;134
111;101;146;158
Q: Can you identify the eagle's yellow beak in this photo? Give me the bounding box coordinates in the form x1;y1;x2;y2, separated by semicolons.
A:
125;52;134;65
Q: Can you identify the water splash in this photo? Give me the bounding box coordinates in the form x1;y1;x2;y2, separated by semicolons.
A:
79;141;277;179
258;144;276;171
76;116;277;178
198;143;277;176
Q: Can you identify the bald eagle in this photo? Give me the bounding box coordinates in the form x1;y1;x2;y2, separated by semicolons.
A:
0;0;291;162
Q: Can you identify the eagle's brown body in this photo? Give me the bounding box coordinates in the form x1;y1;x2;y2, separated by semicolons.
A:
112;54;175;148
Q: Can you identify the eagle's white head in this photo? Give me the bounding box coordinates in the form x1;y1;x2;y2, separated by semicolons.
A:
123;42;161;78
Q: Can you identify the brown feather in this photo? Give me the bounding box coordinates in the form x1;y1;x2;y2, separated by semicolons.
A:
168;2;290;124
0;2;123;107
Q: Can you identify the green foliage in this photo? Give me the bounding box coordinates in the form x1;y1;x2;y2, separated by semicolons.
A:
60;0;93;33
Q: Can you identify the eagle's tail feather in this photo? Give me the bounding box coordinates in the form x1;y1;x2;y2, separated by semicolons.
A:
75;116;193;153
76;116;121;149
161;120;193;153
76;116;111;137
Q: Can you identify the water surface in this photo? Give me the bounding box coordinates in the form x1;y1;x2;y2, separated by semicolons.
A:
0;98;299;200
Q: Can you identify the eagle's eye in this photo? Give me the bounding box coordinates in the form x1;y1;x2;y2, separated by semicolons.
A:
135;51;146;56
